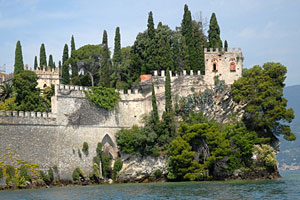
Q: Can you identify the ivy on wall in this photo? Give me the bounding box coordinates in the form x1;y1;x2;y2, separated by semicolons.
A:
84;86;120;110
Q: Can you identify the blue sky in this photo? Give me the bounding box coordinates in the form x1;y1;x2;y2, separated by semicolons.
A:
0;0;299;86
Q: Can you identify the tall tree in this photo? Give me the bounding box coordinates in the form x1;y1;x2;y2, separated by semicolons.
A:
151;82;159;123
145;11;156;74
111;27;122;88
113;27;122;64
39;43;47;70
208;13;222;51
181;4;197;73
58;61;62;72
34;56;38;70
48;54;54;70
100;30;111;87
192;21;205;74
224;40;228;51
62;44;70;84
71;35;78;78
232;62;295;142
162;67;176;137
165;67;172;113
14;41;24;75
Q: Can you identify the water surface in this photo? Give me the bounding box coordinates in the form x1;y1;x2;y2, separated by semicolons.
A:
1;171;300;200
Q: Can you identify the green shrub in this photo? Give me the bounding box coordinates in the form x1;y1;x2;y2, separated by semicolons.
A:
113;158;123;180
0;167;3;179
82;142;89;156
6;165;15;178
72;168;84;181
48;168;54;182
39;170;51;184
20;165;31;181
84;86;120;110
102;153;111;179
154;169;162;178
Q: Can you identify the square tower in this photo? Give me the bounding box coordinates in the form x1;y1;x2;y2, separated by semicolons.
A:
204;48;243;85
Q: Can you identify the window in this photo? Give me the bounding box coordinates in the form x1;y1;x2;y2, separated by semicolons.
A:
230;62;236;72
213;63;218;72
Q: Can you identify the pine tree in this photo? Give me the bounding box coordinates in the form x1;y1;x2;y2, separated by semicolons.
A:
208;13;223;51
14;40;24;75
34;56;38;70
71;35;78;77
224;40;228;51
100;30;111;87
113;27;122;64
48;54;54;70
181;4;197;73
62;44;70;84
39;43;47;70
152;82;159;123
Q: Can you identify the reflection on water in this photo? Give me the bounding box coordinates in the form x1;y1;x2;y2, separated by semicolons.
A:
1;171;300;200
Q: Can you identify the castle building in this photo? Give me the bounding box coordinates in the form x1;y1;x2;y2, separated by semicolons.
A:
33;66;60;89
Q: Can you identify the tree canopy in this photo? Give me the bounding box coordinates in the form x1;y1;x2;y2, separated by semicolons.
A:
232;62;295;141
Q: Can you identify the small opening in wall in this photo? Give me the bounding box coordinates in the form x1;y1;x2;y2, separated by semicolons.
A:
43;84;47;88
213;63;218;72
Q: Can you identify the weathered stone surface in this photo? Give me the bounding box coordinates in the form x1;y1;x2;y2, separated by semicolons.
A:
119;155;168;182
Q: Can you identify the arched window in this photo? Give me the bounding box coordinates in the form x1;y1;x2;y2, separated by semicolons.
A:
43;84;47;88
230;62;236;72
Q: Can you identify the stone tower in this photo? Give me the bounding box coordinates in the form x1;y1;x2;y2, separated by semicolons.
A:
204;48;243;85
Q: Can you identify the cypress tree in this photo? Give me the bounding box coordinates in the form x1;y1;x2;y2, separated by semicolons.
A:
193;21;205;74
34;56;38;70
113;27;122;64
39;43;47;70
100;30;111;87
62;44;70;84
162;67;175;137
152;83;159;123
14;40;24;75
224;40;228;51
71;35;78;77
145;11;156;74
208;13;223;51
53;62;56;69
165;67;172;112
181;4;197;73
102;30;108;45
58;61;62;72
48;54;54;70
147;11;155;40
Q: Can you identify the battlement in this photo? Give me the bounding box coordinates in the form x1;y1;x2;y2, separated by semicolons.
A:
33;67;60;75
0;110;56;118
153;69;202;77
204;47;242;53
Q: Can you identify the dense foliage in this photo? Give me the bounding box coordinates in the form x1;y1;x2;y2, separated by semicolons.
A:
13;70;50;112
14;41;24;75
85;86;120;110
62;44;70;84
232;62;295;141
208;13;222;50
39;43;47;70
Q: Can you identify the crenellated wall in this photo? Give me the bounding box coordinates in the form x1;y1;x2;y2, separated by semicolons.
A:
0;49;243;180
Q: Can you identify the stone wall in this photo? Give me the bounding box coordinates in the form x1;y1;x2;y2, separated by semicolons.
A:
0;49;243;180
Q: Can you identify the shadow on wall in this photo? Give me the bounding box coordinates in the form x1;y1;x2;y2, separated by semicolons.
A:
102;134;118;159
67;99;117;126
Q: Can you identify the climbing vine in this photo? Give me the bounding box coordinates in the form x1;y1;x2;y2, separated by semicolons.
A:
85;86;120;110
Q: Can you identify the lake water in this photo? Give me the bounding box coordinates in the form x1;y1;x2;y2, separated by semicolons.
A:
1;171;300;200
